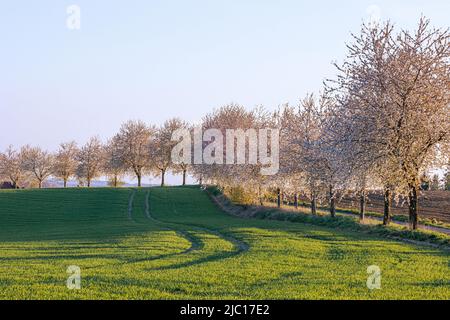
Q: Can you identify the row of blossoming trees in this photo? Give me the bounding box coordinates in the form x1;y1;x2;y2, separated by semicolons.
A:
0;118;191;189
194;18;450;230
0;18;449;230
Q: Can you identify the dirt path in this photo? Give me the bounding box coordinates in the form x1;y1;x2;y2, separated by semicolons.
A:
207;190;450;251
339;212;450;236
264;199;450;236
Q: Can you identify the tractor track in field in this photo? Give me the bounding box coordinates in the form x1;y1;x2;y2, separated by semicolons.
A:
144;190;203;253
89;188;249;271
85;189;199;270
127;189;136;222
150;189;249;254
169;201;250;253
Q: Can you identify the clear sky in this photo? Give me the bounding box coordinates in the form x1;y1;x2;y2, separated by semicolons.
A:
1;1;449;183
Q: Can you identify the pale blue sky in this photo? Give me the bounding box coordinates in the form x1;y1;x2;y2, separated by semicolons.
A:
1;0;449;179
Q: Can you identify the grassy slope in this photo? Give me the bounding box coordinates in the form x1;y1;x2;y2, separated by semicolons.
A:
0;187;448;299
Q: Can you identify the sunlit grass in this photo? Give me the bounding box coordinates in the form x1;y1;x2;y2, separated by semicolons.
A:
0;187;448;299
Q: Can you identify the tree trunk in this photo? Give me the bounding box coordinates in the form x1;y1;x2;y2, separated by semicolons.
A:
277;188;281;208
383;187;391;225
329;185;336;218
161;169;165;187
38;180;42;189
63;178;68;188
87;179;91;187
258;185;264;205
182;169;186;186
114;175;118;188
294;193;299;209
311;191;317;215
137;174;141;187
408;184;418;230
359;190;366;221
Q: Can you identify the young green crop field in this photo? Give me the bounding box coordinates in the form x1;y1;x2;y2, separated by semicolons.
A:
0;187;448;299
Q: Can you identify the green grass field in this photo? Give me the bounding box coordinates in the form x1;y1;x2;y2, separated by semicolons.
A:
0;187;448;299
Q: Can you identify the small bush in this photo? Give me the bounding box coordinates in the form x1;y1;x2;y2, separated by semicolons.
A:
227;186;257;206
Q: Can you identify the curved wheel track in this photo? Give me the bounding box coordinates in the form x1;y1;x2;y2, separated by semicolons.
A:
89;188;250;271
144;188;249;271
144;190;203;253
